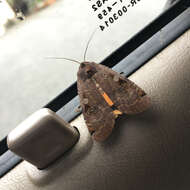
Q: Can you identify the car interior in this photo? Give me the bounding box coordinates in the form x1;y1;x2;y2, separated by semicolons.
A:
0;0;189;189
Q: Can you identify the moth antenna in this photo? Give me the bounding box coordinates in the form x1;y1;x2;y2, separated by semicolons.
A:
83;29;97;62
46;57;81;64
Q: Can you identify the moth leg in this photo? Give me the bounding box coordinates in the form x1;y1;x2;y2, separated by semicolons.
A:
75;105;82;113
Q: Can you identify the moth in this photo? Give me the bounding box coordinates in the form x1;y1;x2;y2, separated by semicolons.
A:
50;32;151;141
77;61;150;141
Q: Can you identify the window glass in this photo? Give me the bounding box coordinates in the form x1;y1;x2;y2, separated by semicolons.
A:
0;0;168;140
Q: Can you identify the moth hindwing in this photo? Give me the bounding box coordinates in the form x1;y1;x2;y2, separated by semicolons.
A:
77;62;151;142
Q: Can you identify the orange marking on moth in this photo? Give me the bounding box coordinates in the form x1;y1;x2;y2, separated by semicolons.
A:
101;92;114;106
92;78;122;115
113;110;122;115
101;92;122;116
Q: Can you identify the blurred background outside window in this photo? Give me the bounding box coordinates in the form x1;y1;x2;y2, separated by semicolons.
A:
0;0;57;36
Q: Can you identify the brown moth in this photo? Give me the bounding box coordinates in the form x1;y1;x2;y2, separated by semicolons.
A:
77;61;150;141
50;32;151;141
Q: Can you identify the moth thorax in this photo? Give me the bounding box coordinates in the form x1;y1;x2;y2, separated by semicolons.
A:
80;63;97;79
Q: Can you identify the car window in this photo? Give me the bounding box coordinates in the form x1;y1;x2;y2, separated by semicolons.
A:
0;0;167;140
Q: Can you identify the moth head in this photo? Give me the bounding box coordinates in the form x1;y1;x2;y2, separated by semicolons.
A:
78;62;97;81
